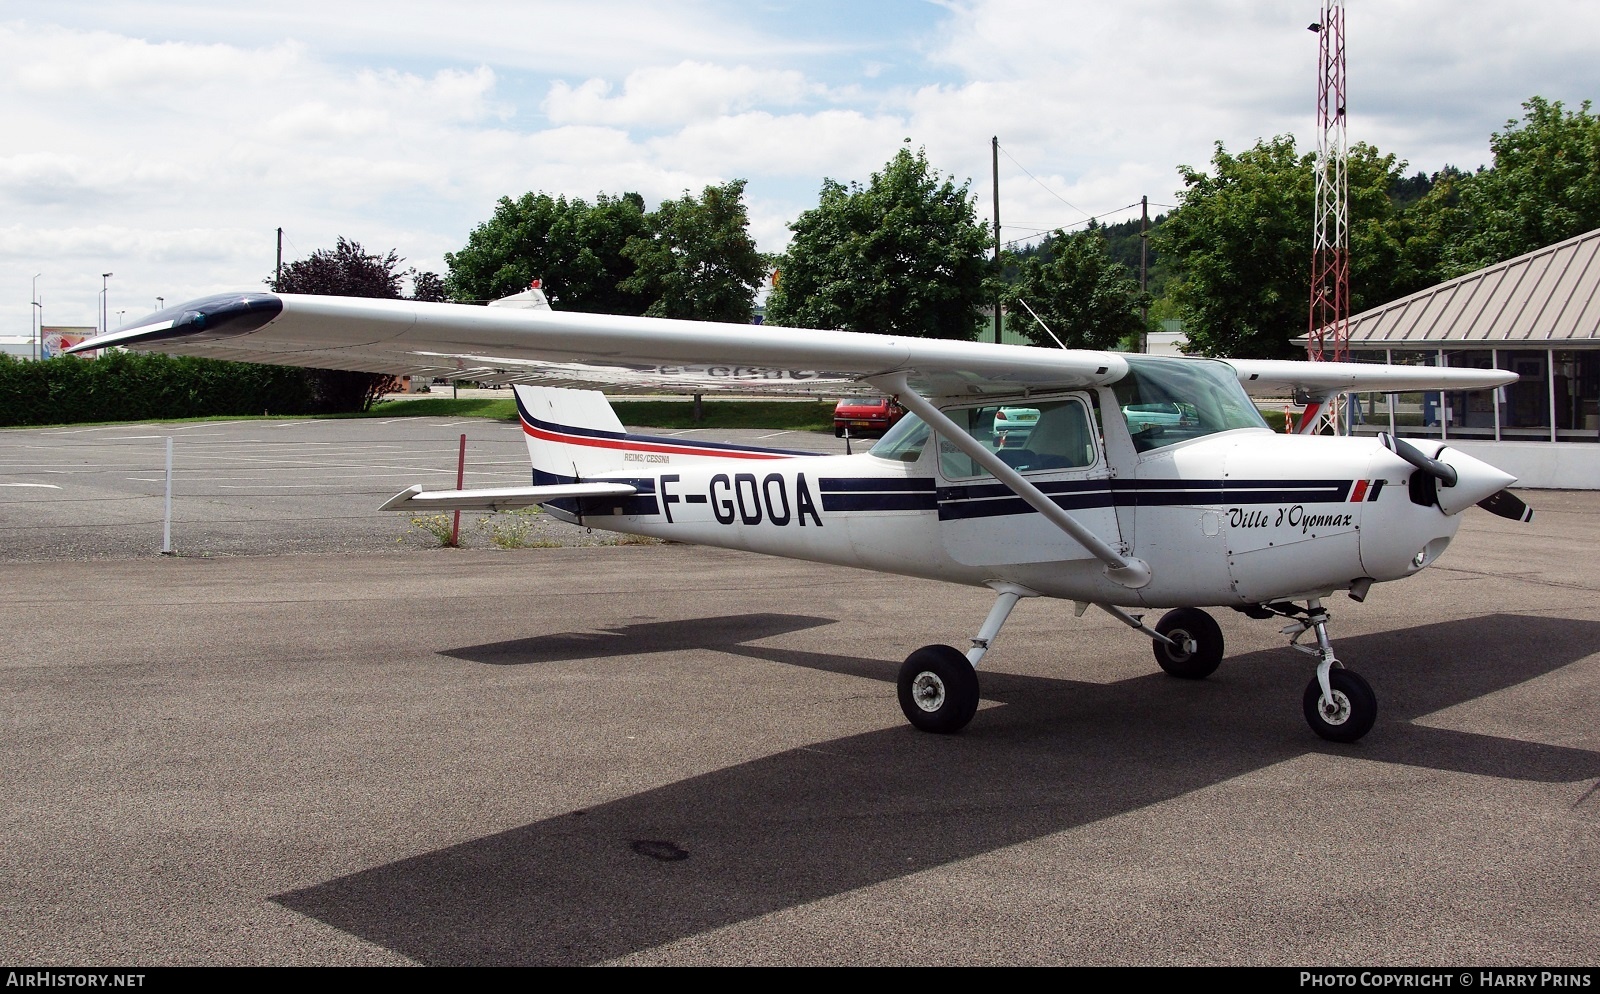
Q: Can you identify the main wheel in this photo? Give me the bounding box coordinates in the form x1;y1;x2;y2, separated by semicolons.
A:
1151;608;1224;679
1302;668;1377;743
897;644;980;734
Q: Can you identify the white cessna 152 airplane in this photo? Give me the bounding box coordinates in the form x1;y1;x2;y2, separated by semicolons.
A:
71;287;1531;742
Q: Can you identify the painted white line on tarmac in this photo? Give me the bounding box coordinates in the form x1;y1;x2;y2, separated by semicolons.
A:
41;425;156;434
0;483;62;489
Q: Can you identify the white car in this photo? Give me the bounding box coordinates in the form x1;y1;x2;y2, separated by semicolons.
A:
993;406;1039;448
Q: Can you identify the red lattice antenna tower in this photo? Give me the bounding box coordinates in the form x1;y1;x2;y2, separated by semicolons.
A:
1308;1;1349;363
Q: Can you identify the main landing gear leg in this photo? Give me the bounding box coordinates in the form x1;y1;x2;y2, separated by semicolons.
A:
1281;598;1377;742
897;583;1035;734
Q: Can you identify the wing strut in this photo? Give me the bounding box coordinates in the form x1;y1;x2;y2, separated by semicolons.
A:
874;373;1151;589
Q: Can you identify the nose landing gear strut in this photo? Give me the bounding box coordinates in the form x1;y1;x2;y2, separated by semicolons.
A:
1265;598;1378;742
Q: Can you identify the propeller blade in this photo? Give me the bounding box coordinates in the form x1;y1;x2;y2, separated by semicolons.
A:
1379;432;1458;487
1477;489;1534;523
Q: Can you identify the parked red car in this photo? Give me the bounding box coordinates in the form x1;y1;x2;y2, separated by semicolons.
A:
832;396;907;438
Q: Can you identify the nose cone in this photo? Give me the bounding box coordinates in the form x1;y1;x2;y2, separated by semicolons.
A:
1434;446;1518;516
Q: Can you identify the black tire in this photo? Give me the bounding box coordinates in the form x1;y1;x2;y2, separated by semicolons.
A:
897;644;980;734
1303;668;1377;743
1151;608;1224;679
835;425;845;437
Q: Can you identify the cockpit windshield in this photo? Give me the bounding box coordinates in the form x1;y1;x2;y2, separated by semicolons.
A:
1110;355;1267;452
868;411;931;462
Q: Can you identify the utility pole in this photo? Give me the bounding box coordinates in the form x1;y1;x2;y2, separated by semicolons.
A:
992;135;1002;345
1139;195;1149;353
276;227;284;287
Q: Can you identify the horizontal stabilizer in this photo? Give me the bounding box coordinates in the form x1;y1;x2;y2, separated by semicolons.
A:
379;482;636;513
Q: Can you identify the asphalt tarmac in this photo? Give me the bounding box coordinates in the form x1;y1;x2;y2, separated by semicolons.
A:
2;416;1598;966
0;414;844;560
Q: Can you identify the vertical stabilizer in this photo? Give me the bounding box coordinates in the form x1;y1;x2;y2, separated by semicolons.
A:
514;385;627;482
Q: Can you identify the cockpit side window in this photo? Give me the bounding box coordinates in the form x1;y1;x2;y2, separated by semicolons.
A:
935;397;1098;479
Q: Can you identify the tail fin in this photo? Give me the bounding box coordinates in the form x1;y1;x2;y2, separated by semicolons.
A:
513;383;821;486
514;385;629;483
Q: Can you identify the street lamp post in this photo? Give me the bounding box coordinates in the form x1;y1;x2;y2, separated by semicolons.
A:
100;272;113;336
31;273;41;361
156;296;164;311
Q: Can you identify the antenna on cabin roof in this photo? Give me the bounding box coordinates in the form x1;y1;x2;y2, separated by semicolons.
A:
1014;297;1068;351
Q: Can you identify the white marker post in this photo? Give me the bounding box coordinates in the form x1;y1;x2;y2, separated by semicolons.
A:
161;436;174;555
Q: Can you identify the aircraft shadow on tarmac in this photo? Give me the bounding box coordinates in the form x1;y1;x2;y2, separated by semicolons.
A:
439;613;838;664
274;613;1600;966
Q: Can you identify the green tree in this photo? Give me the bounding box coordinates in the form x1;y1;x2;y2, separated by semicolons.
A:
1155;137;1420;358
270;237;405;411
274;237;405;298
445;191;652;312
620;180;766;322
765;147;992;339
409;270;448;302
1444;97;1600;275
1002;227;1148;350
1392;165;1474;292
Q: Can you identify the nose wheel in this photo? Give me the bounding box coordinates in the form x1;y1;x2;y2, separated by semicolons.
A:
1302;667;1376;743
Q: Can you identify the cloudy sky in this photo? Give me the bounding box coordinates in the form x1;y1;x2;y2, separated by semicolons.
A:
3;0;1596;338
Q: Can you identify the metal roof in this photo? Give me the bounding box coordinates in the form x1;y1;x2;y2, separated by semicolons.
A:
1340;227;1600;347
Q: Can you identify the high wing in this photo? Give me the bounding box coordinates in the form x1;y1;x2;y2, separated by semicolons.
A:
70;292;1123;398
1223;357;1514;396
69;291;1517;397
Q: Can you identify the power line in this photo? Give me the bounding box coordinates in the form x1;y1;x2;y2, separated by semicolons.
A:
999;200;1150;250
996;142;1090;220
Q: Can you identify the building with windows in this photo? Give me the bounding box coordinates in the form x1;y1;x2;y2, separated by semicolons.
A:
1336;227;1600;488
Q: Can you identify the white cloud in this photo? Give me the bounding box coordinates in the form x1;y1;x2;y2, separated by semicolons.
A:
2;1;1598;333
8;26;306;95
648;110;910;181
544;61;818;127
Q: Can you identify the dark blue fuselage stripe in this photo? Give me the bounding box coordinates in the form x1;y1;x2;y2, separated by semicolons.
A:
531;469;660;516
822;493;939;512
939;492;1114;521
820;477;938;492
936;478;1356;521
533;466;1356;521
